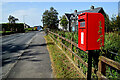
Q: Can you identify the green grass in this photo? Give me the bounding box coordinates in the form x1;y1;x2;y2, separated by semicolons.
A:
24;28;33;31
0;31;2;33
44;35;82;78
24;28;34;32
0;31;12;33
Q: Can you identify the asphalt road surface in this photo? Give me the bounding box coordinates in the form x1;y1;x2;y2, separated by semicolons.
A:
1;31;38;78
6;31;52;78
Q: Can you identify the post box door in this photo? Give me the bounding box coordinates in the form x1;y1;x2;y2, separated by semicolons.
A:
78;28;87;51
78;15;87;51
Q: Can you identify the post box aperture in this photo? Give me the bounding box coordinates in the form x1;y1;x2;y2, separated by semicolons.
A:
78;12;105;51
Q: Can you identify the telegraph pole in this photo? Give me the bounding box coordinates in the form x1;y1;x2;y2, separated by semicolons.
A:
23;15;27;29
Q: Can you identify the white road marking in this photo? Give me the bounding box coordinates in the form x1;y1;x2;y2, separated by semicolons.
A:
9;46;15;49
2;39;16;44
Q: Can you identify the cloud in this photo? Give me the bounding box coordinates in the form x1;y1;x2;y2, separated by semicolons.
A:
9;8;42;26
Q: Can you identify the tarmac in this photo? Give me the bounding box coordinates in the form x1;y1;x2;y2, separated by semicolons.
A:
6;31;53;78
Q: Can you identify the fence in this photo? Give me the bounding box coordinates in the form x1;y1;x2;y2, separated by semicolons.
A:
47;30;120;79
97;56;120;79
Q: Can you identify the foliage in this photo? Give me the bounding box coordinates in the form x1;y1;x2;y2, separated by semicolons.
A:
0;31;12;33
97;21;104;53
1;23;24;33
105;14;120;32
104;32;120;53
117;15;120;31
104;32;120;65
60;15;68;30
104;14;110;32
43;25;48;30
42;7;59;29
24;28;34;32
110;15;118;31
8;15;19;23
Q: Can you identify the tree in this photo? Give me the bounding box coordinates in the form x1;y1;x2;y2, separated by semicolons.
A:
8;15;19;32
60;15;68;30
104;14;110;32
105;14;120;32
116;15;120;31
8;15;19;24
110;15;118;31
42;7;59;29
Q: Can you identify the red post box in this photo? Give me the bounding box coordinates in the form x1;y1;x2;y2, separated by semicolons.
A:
78;12;105;51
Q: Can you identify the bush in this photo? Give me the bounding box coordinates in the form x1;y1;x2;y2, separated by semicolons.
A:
1;23;24;33
104;32;120;53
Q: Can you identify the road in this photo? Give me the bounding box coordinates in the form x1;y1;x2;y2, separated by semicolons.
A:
7;31;52;78
1;31;38;78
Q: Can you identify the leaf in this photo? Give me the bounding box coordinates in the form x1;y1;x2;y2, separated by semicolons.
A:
97;39;100;42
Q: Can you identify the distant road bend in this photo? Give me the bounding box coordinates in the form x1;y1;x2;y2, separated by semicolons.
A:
1;31;38;78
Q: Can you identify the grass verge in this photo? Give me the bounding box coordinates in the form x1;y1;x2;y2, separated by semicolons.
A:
44;35;82;78
0;31;12;33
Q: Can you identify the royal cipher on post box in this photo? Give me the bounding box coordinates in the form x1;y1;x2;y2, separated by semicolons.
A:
78;12;105;51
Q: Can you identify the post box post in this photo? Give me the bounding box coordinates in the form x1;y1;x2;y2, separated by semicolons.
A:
87;50;93;80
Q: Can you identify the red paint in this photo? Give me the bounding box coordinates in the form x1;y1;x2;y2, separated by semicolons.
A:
78;12;105;51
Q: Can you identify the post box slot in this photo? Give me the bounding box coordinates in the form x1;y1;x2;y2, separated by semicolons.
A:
78;19;84;22
80;21;85;27
78;19;85;28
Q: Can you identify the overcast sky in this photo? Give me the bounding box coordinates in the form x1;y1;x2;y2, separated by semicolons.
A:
1;2;118;27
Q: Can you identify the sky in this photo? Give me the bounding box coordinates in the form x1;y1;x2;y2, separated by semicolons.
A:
118;1;120;16
1;2;119;27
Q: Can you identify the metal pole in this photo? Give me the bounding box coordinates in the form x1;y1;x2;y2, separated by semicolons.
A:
23;15;27;29
87;50;92;80
23;15;27;23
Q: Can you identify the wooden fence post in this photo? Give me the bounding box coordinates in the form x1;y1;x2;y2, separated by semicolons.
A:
74;48;78;65
98;56;106;80
101;54;106;76
71;37;73;58
98;58;101;80
101;62;106;76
